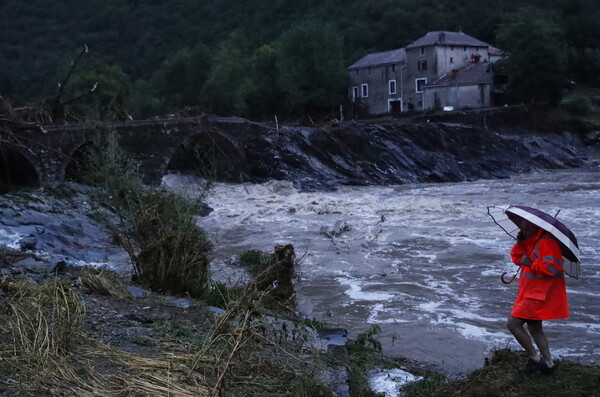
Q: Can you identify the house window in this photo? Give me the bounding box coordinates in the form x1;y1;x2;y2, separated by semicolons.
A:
420;47;425;55
392;64;396;72
361;83;368;97
355;70;359;75
450;57;453;64
389;80;396;94
464;46;467;51
418;60;427;71
368;67;371;75
352;86;359;101
415;78;426;93
451;46;454;51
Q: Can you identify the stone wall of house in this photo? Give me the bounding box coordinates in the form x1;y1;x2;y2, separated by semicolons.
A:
403;46;436;110
434;46;489;75
348;63;404;115
423;83;491;110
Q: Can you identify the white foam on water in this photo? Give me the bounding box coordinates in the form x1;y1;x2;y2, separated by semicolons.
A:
0;229;22;250
185;169;600;372
335;276;394;301
555;321;600;333
368;303;411;324
432;316;510;342
566;288;600;298
448;308;504;323
369;368;423;397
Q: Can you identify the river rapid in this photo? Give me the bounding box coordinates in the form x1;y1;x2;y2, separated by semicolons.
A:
164;166;600;377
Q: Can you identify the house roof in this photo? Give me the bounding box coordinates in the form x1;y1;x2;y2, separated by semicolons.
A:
425;61;493;87
488;45;502;57
406;31;489;49
348;48;406;70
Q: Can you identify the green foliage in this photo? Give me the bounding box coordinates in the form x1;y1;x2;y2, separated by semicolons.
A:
132;190;213;297
276;20;346;114
80;128;213;297
131;336;156;347
562;94;593;116
150;43;213;112
347;324;382;354
496;7;568;105
79;127;143;204
402;349;600;397
64;56;131;120
239;249;269;268
401;374;447;397
205;281;236;309
1;0;600;120
236;44;286;118
302;318;326;330
200;32;252;116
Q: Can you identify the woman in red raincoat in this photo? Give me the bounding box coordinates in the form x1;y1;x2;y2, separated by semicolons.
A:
506;219;569;374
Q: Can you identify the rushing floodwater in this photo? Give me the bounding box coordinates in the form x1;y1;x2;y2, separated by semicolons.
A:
166;166;600;377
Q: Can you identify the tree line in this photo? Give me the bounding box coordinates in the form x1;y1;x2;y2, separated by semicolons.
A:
0;0;599;121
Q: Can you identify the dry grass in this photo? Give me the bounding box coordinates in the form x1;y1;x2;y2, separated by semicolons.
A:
79;268;133;299
0;273;334;396
0;278;211;396
0;277;85;362
2;348;212;397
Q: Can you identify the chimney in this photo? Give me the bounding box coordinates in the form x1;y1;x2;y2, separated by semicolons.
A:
438;32;446;42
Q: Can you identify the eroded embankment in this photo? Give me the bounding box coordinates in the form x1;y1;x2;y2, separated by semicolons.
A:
170;117;591;191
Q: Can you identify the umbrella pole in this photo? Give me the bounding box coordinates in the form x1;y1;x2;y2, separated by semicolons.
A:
501;267;521;284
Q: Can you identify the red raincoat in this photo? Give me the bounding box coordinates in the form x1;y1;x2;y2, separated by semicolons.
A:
510;229;569;320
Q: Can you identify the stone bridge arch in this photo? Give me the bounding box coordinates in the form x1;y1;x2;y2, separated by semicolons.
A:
63;140;96;183
166;126;251;183
2;116;276;189
0;142;40;192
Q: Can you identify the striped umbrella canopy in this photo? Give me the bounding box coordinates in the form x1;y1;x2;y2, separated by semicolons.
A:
487;205;581;278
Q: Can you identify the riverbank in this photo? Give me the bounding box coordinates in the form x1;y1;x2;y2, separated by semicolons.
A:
2;112;600;395
2;177;600;396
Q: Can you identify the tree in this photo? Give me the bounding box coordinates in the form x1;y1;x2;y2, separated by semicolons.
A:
151;43;213;111
200;32;251;116
235;44;285;119
496;7;568;105
276;20;346;114
65;56;131;120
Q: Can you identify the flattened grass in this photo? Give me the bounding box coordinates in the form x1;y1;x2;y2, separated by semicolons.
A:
403;349;600;397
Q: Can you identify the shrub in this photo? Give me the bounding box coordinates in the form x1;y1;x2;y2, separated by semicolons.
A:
562;94;592;116
79;127;213;297
132;190;212;296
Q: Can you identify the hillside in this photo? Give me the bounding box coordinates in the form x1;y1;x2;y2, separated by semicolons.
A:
1;0;599;120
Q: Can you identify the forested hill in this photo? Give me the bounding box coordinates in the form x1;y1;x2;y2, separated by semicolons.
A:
1;0;599;121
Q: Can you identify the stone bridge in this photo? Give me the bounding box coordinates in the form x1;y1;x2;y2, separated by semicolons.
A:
0;116;276;190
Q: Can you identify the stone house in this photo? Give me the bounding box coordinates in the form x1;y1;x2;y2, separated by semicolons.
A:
348;31;497;116
347;48;406;117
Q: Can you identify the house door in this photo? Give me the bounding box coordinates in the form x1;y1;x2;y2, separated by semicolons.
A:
389;99;402;113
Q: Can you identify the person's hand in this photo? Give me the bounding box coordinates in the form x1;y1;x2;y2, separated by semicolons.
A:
520;255;531;267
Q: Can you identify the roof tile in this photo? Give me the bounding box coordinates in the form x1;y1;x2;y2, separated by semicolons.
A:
406;31;489;49
348;48;406;70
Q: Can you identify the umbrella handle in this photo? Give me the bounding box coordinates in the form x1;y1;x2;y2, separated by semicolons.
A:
501;268;520;284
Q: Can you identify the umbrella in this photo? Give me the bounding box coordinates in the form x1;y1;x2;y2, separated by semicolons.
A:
487;205;581;279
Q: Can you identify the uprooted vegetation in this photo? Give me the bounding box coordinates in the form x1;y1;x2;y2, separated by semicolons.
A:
0;131;345;395
75;127;213;298
0;268;338;396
